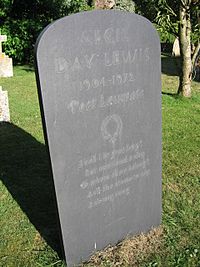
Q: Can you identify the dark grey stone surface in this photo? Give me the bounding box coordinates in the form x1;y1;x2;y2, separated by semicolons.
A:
35;10;162;267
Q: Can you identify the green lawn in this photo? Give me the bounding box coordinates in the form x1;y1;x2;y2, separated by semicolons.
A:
0;57;200;267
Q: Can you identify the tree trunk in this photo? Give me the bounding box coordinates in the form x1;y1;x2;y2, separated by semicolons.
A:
95;0;115;9
178;1;192;97
192;42;200;67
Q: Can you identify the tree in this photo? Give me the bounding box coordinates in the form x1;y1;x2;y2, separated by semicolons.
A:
154;0;199;97
178;0;200;97
95;0;115;9
95;0;199;97
94;0;135;12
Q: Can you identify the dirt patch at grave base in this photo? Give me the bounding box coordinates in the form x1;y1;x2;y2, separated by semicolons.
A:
84;226;163;267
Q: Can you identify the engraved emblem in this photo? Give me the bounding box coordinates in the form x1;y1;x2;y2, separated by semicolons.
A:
101;114;123;145
80;180;88;189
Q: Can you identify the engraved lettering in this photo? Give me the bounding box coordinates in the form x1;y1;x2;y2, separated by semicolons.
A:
55;48;150;74
104;50;121;66
77;139;151;210
87;187;101;198
76;72;135;91
67;100;79;114
82;79;90;91
145;48;150;61
104;52;112;66
80;31;92;44
116;28;121;43
129;72;135;82
68;89;143;114
104;28;114;43
71;57;82;71
122;49;137;63
91;79;99;88
84;54;97;69
55;57;70;73
67;99;97;114
94;29;101;44
113;51;120;65
99;77;106;87
85;167;97;177
80;28;128;45
78;154;97;169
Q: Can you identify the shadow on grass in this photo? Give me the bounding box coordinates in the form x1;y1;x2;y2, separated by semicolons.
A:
22;66;35;72
161;91;179;98
161;55;180;77
0;122;64;259
161;54;200;82
14;63;35;72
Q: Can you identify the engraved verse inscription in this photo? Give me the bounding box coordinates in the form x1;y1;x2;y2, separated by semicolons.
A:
79;140;150;209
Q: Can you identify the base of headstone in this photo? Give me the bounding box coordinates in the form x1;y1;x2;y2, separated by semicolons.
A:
0;54;13;77
0;86;10;122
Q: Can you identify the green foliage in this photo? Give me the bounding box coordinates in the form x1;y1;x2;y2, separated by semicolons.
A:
60;0;92;16
134;0;158;20
154;0;200;44
0;0;91;64
0;0;12;19
1;0;199;64
155;9;178;37
133;0;178;43
115;0;135;12
1;20;43;63
156;28;175;43
134;0;199;45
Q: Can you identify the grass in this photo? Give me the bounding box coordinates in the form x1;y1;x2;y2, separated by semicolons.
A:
0;56;200;267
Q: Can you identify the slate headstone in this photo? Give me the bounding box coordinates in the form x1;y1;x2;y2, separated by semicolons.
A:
35;10;162;267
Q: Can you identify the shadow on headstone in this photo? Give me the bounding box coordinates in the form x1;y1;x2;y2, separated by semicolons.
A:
0;122;64;259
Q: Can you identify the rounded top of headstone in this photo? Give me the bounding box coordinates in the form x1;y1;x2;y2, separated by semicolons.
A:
35;10;160;56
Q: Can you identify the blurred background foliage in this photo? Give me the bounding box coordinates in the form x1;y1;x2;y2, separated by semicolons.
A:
0;0;92;63
0;0;199;64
